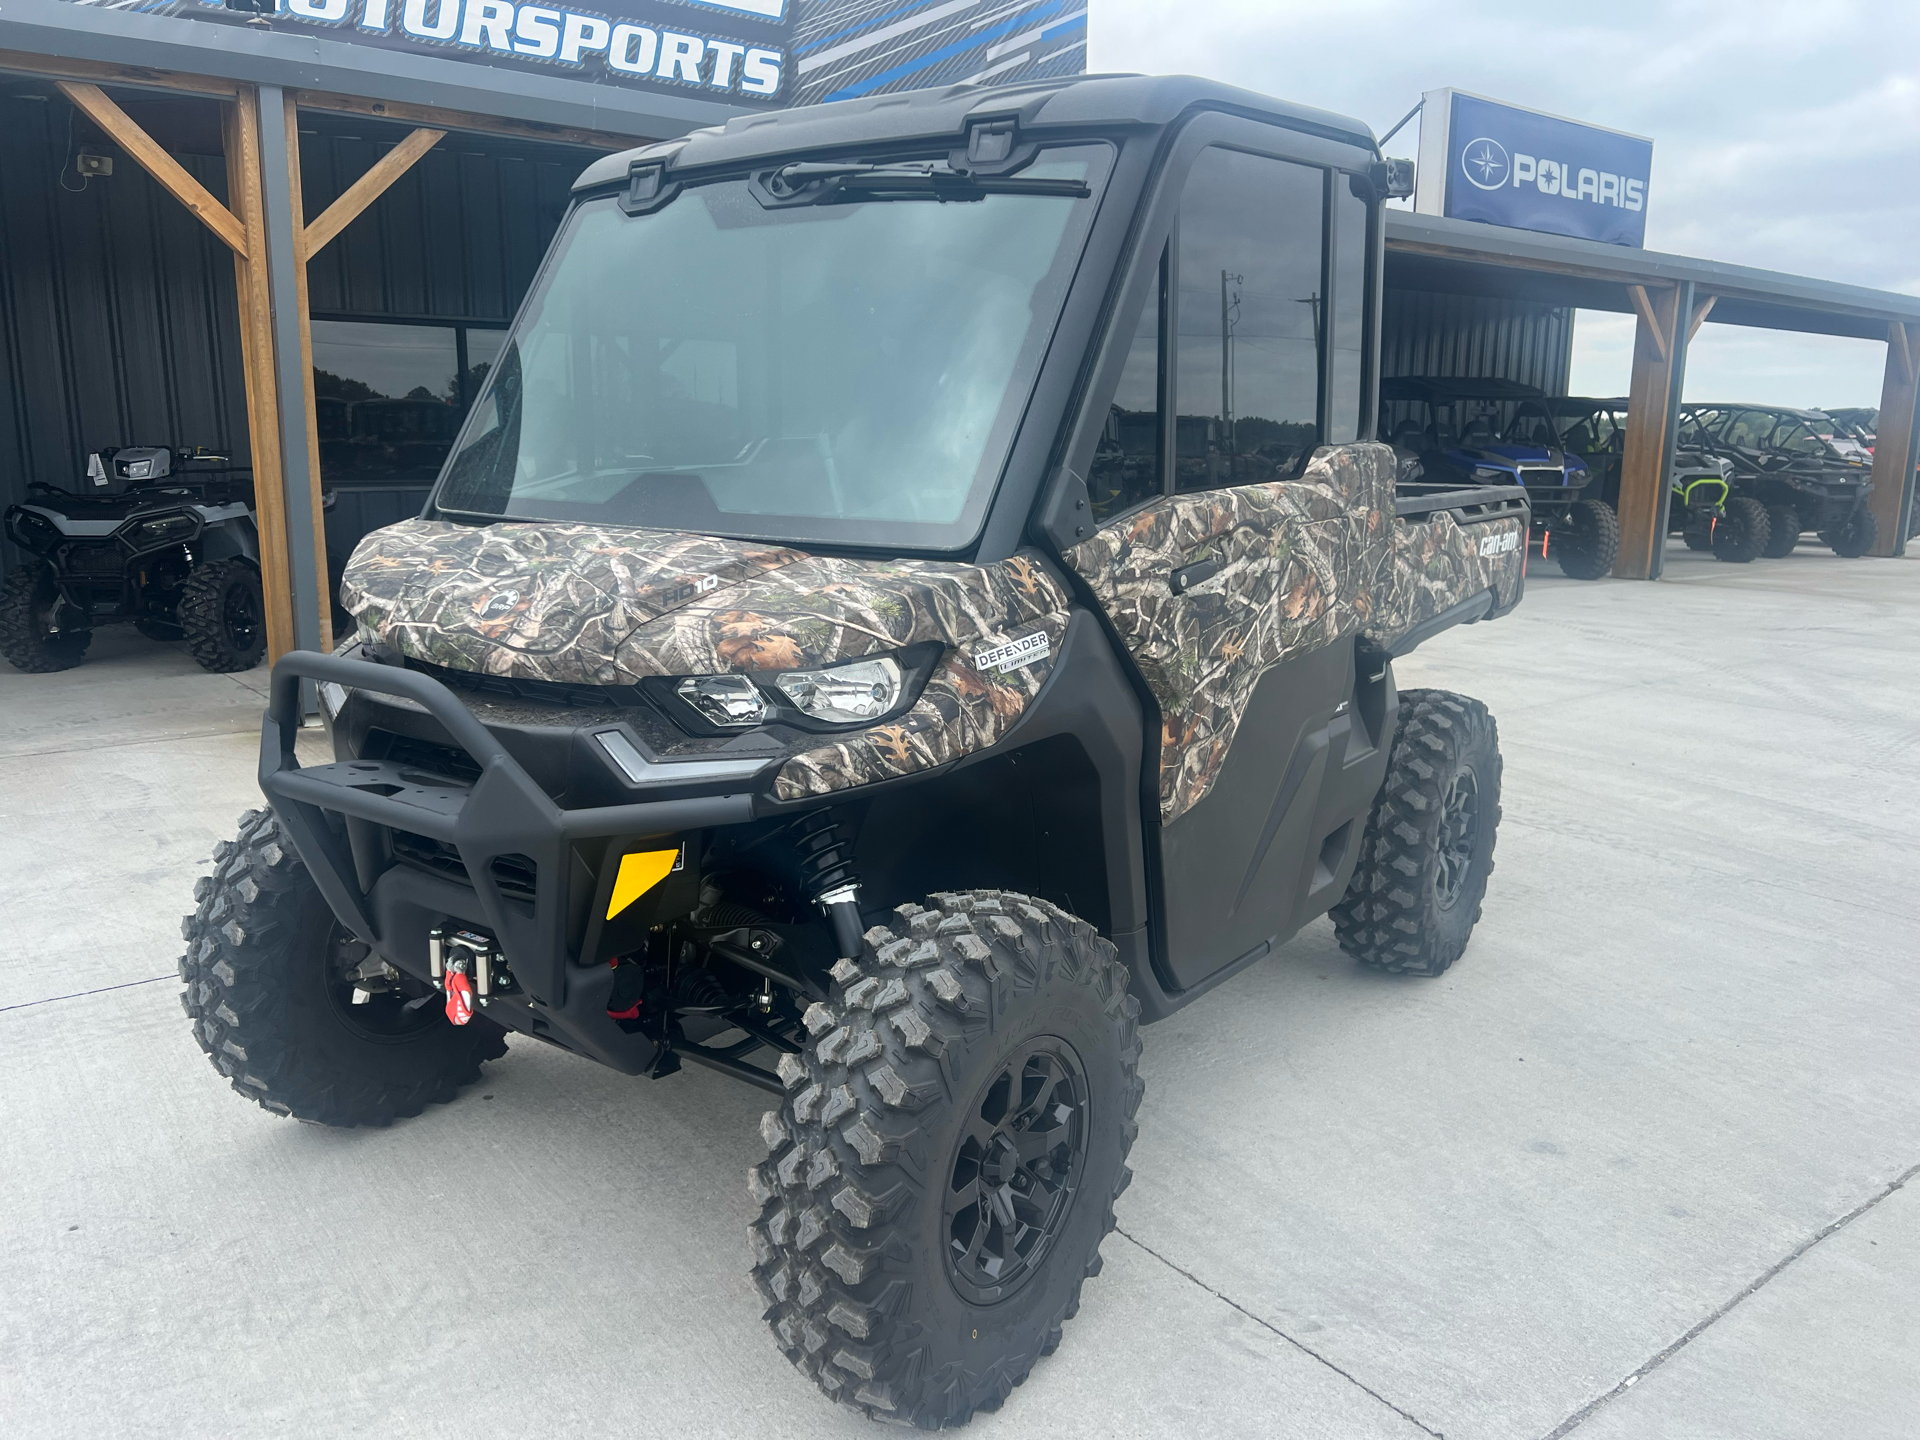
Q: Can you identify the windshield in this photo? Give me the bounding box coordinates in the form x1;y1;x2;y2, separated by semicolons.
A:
433;146;1111;550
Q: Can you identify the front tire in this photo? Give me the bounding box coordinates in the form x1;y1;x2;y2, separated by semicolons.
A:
1553;498;1619;580
1712;497;1770;564
180;807;507;1126
1761;506;1801;558
1682;514;1715;551
751;891;1142;1427
0;561;91;672
1331;689;1502;977
179;557;265;672
1824;507;1876;558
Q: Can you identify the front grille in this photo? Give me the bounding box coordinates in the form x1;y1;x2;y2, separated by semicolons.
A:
1518;468;1566;487
404;656;643;710
64;544;122;575
379;733;483;786
390;829;538;901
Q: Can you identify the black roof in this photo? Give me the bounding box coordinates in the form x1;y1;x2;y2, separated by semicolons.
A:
573;74;1378;190
1683;403;1832;420
1379;377;1548;403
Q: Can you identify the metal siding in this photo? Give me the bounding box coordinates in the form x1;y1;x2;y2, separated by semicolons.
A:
0;95;248;580
1381;288;1573;395
298;127;594;324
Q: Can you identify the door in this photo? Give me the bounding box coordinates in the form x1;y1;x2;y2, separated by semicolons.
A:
1064;143;1388;989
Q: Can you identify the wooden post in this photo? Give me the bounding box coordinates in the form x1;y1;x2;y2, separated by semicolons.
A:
1867;320;1919;557
1614;284;1686;579
281;92;334;653
223;87;297;663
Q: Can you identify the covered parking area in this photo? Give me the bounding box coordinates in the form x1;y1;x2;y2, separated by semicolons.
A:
1381;209;1920;577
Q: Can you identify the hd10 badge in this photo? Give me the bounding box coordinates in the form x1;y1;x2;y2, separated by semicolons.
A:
1413;89;1654;248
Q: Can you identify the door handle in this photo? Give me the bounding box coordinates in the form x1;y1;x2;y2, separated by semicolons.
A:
1169;557;1223;595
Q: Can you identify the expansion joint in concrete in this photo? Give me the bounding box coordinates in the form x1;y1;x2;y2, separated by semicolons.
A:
0;974;171;1014
1114;1225;1446;1438
1541;1159;1920;1439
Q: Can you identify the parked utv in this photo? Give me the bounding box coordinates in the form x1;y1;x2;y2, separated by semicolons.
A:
2;446;267;672
180;77;1529;1428
1546;398;1737;556
1379;376;1609;578
1683;404;1877;559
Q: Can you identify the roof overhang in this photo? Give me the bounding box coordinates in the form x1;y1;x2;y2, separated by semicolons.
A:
1386;209;1920;343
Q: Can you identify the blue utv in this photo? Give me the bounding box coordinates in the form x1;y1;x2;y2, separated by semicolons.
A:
1380;377;1613;579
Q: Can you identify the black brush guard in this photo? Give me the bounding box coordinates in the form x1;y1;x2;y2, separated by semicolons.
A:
260;650;757;1072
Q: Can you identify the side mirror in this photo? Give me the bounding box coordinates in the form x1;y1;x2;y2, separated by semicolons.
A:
1367;158;1416;200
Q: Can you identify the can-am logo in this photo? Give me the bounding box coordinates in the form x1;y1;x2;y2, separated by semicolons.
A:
1464;135;1644;213
1478;531;1520;558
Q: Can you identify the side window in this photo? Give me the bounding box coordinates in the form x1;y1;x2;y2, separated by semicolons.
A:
1086;247;1164;521
1174;147;1326;492
1327;180;1368;444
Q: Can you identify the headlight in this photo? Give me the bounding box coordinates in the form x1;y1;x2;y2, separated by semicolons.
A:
1471;466;1512;482
123;512;197;547
7;508;60;555
772;658;901;724
663;648;930;733
123;459;155;480
676;674;769;728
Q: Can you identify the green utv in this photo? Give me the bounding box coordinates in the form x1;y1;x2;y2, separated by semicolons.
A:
181;76;1528;1427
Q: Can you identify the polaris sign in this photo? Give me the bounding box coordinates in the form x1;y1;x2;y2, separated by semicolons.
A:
1414;89;1653;248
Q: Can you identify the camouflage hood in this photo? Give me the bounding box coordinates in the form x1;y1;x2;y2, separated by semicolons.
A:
340;520;809;684
339;518;1076;802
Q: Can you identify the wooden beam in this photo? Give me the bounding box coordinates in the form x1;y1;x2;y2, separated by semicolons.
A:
1627;284;1669;363
0;49;239;97
1688;294;1718;342
57;82;250;256
1614;284;1683;578
224;87;297;664
284;92;334;654
292;89;645;151
1866;320;1920;557
301;126;445;260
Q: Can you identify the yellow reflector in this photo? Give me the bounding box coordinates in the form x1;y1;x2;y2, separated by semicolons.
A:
607;849;679;920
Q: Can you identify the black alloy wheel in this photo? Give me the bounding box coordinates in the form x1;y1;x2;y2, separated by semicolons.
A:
1434;770;1482;911
179;558;266;672
944;1039;1091;1304
324;926;441;1042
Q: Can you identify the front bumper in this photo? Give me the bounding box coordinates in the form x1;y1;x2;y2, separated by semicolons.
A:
261;650;768;1074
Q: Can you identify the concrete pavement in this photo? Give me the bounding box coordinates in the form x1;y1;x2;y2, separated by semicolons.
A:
3;545;1916;1439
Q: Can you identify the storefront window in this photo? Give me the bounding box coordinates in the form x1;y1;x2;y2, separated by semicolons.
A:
312;320;504;485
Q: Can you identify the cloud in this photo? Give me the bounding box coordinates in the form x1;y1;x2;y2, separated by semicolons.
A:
1090;0;1918;405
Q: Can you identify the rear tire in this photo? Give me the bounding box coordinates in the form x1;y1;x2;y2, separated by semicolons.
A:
1824;508;1876;558
751;891;1142;1427
1761;506;1801;558
1552;498;1619;580
180;807;507;1126
1712;497;1770;564
1331;689;1502;977
179;557;265;672
0;561;90;672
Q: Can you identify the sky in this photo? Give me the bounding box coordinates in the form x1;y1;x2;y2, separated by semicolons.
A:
1088;0;1919;409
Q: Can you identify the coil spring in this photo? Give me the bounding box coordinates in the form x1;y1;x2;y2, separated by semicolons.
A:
780;808;860;900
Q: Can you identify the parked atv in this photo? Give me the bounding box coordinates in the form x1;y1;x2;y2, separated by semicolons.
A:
1683;405;1877;559
1546;398;1736;555
2;446;266;672
1380;376;1608;578
180;77;1528;1429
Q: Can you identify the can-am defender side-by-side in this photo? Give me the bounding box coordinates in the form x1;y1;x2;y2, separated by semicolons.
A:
2;446;268;672
1683;404;1878;560
180;77;1529;1428
1379;376;1609;579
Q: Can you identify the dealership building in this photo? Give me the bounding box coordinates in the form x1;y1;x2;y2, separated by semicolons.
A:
0;3;1915;668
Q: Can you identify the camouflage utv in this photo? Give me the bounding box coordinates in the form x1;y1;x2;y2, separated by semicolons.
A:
181;76;1527;1428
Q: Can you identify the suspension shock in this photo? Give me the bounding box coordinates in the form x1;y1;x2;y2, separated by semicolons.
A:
787;809;864;962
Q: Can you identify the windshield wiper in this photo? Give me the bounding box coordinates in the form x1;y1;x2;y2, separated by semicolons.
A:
759;161;1090;206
